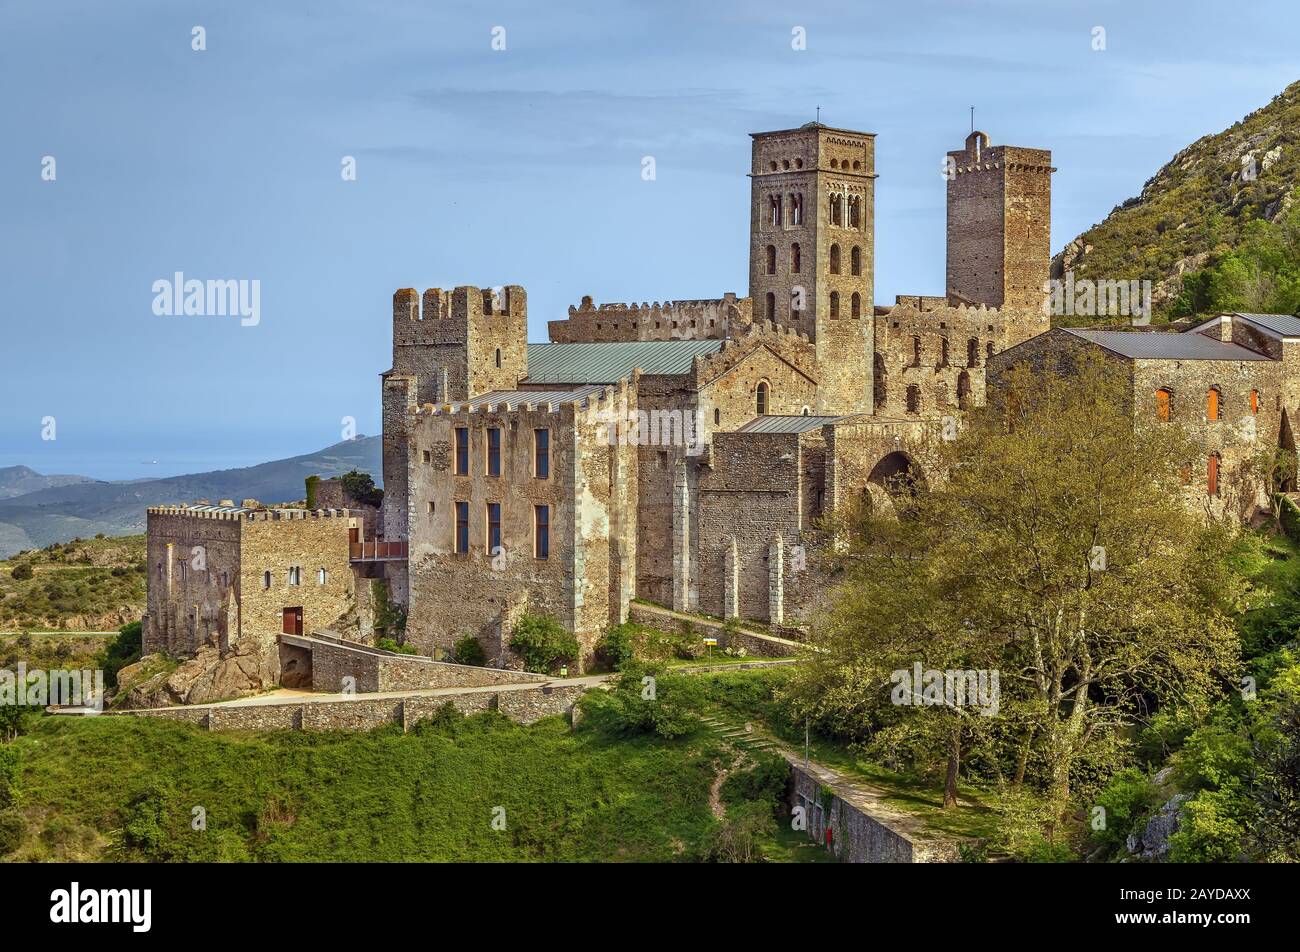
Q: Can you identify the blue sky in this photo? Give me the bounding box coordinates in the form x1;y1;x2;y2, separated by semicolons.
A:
1;0;1295;480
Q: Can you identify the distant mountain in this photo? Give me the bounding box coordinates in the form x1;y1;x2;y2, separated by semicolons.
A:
0;436;382;557
1054;79;1300;323
0;465;94;500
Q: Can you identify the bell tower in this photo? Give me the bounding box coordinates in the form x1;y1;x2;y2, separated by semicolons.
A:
748;123;877;414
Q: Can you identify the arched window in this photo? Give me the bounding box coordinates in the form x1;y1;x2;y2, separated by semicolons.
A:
957;371;972;410
765;245;777;275
850;246;861;276
769;195;782;227
765;292;775;321
829;291;840;319
829;244;841;275
1208;453;1220;497
940;337;950;367
1207;387;1220;421
906;385;921;414
829;194;843;225
756;382;769;416
911;335;922;367
1251;389;1260;415
986;341;995;359
317;568;328;586
848;196;861;228
850;292;861;318
1155;388;1171;422
967;338;980;367
714;408;721;425
262;571;272;590
494;348;502;368
790;194;803;225
791;243;801;274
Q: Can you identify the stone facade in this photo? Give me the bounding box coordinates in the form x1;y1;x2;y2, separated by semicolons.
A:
143;505;361;685
988;317;1288;519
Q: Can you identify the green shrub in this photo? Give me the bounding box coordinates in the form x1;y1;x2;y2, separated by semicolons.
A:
595;623;636;670
720;752;790;818
1169;788;1248;862
1089;767;1160;852
509;613;579;673
9;563;32;581
577;662;703;739
102;620;142;689
700;800;770;863
304;475;320;509
452;635;486;667
376;637;418;656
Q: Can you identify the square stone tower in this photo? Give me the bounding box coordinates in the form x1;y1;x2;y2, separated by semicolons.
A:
748;123;877;415
946;131;1054;311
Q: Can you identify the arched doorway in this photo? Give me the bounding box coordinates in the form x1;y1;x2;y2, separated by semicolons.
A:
868;451;922;497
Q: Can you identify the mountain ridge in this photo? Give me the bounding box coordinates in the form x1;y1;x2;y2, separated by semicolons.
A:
0;436;382;557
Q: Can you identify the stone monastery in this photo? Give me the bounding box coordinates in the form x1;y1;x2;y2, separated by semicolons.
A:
143;120;1290;690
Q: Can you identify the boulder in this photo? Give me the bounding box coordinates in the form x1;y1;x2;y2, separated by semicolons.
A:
114;641;278;709
1125;793;1191;860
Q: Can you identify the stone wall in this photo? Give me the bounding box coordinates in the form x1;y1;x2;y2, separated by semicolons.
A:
627;602;804;657
296;633;550;694
117;681;586;732
788;759;959;863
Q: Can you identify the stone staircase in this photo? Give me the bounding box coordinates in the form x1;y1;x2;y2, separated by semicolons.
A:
699;708;781;754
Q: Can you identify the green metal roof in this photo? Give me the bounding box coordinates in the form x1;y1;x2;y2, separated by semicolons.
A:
524;340;722;384
737;415;843;434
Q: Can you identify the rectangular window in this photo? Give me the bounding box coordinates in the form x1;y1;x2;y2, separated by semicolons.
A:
534;428;550;479
455;501;469;554
487;502;502;553
534;505;550;559
422;449;431;465
487;427;501;477
428;501;435;516
455;427;469;475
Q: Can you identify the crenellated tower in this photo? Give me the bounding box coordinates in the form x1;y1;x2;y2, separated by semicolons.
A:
381;284;528;543
748;123;877;415
946;131;1053;313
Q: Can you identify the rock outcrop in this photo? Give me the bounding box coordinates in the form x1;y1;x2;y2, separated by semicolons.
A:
115;642;278;708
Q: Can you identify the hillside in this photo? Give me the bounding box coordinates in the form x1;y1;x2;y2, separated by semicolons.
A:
1054;79;1300;324
0;436;381;558
0;535;146;631
0;466;92;501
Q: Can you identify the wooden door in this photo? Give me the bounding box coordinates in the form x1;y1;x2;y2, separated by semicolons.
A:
282;607;303;636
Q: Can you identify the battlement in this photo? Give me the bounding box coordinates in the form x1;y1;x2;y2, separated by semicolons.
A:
147;505;354;523
393;284;527;346
550;293;748;343
947;132;1054;176
412;378;632;419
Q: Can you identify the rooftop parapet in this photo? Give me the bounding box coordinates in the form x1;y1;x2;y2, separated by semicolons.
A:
393;284;527;346
551;293;747;343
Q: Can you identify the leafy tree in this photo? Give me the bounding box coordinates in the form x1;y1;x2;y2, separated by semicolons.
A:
795;353;1242;818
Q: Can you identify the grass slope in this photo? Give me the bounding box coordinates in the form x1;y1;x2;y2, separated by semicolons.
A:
8;713;726;862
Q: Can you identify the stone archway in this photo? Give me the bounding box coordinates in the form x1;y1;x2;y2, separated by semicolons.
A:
867;450;922;497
